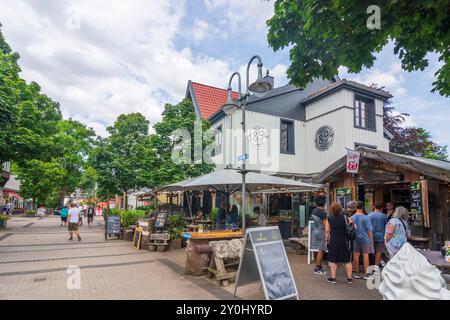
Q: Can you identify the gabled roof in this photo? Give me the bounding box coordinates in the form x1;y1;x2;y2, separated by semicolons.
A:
303;79;393;104
186;81;239;120
186;76;392;123
315;147;450;183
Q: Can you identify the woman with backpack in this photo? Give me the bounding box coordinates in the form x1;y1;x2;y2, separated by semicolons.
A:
325;202;354;284
384;206;411;258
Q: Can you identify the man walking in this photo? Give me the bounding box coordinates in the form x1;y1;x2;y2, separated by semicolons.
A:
60;206;69;227
368;204;388;268
352;201;374;279
87;206;95;228
67;203;82;241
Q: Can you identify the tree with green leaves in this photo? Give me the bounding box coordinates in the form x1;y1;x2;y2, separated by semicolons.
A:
53;119;96;205
151;98;215;187
90;113;153;207
0;26;62;164
14;159;66;206
267;1;450;96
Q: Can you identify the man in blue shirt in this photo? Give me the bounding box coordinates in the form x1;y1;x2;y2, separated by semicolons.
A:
351;201;374;280
368;204;388;268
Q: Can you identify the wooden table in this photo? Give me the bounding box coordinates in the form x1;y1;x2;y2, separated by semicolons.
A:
419;250;450;273
184;230;243;276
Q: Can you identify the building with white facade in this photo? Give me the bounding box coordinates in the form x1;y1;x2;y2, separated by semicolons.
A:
186;74;393;181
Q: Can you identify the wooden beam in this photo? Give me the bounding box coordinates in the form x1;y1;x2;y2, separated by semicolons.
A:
421;179;430;228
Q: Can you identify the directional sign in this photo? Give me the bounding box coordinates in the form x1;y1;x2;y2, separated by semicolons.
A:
237;154;249;161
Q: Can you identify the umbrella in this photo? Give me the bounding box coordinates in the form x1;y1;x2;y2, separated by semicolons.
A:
182;169;322;193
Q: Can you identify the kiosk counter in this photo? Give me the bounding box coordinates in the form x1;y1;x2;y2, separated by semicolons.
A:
183;230;243;276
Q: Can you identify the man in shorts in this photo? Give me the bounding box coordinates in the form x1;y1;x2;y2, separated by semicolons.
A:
368;204;388;268
67;203;82;241
87;206;95;228
352;201;373;280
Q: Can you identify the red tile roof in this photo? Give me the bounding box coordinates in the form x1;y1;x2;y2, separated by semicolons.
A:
191;82;239;120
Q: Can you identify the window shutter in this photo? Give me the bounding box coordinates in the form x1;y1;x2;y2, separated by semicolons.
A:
368;101;376;130
289;122;295;154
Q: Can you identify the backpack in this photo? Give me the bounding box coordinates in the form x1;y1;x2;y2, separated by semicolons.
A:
344;215;356;250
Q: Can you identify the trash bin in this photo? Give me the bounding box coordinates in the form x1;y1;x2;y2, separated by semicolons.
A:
278;220;292;239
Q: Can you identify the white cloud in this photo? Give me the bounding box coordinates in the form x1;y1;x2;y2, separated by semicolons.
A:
203;0;274;42
0;0;235;136
339;63;407;97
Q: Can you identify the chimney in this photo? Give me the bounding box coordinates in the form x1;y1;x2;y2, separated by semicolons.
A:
263;70;274;89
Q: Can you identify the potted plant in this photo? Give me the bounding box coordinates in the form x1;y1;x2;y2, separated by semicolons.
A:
0;215;10;229
25;210;37;217
209;208;219;228
167;214;184;250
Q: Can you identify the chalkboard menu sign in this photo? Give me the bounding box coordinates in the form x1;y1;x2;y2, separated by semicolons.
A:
234;226;298;300
106;215;121;240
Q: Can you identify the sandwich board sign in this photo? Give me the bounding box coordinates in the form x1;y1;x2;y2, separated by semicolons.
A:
234;226;298;300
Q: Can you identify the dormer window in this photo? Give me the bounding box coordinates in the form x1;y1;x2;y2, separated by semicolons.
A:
354;94;376;131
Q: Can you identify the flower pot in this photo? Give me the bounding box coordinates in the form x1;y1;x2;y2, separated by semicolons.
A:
170;239;182;250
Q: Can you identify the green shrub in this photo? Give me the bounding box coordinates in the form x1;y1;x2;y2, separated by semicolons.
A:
120;210;145;228
0;215;11;221
25;210;37;216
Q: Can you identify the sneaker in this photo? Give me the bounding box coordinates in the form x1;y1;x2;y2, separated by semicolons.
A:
327;278;337;284
363;273;374;280
347;278;353;284
353;272;361;279
69;237;73;240
77;236;81;242
314;267;328;275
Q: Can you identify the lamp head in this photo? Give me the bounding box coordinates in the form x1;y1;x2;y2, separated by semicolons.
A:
248;62;273;94
221;87;239;115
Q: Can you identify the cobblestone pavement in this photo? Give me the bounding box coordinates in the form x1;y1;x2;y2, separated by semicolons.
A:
0;216;381;300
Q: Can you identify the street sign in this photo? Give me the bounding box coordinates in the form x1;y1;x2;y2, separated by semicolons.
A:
234;226;298;300
237;154;249;161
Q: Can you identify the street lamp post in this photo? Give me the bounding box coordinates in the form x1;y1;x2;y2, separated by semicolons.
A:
221;55;272;234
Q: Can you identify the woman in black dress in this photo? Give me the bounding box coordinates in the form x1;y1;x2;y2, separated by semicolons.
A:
325;202;353;284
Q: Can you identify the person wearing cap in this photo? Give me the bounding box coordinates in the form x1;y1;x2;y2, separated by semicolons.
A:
343;201;357;218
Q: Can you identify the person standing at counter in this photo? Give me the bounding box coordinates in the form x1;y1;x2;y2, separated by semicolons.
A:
227;205;239;228
368;204;388;268
216;202;227;229
254;206;267;227
385;206;410;258
352;201;374;280
311;195;328;276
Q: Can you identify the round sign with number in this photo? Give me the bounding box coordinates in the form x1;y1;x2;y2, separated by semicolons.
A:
248;124;269;149
315;126;334;151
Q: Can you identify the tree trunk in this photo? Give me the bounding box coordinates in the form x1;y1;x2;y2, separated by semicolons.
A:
59;187;67;208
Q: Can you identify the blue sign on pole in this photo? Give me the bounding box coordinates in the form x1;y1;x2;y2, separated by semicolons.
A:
237;154;249;161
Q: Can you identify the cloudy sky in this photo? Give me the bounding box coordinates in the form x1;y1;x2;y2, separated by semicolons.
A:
0;0;448;150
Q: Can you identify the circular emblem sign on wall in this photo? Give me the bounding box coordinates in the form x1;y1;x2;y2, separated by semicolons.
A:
248;124;269;149
315;126;334;151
